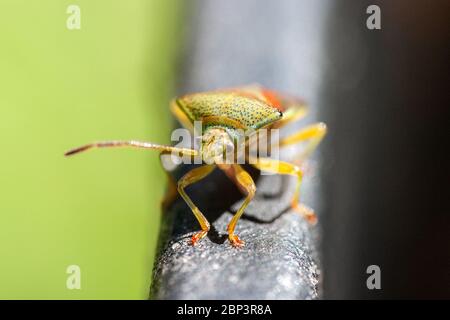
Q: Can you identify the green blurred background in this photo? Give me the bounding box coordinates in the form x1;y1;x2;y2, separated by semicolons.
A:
0;0;181;299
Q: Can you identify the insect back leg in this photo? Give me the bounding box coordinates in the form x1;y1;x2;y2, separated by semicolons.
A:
219;164;256;248
250;158;317;224
177;165;216;245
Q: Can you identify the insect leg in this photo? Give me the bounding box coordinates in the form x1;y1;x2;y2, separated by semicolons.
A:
170;99;194;131
159;152;180;211
247;104;309;151
64;140;198;157
177;165;216;245
223;164;256;248
271;103;308;129
278;122;327;161
250;158;316;224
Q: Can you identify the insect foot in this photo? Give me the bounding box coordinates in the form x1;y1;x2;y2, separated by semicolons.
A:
229;234;245;248
292;203;318;225
190;230;208;246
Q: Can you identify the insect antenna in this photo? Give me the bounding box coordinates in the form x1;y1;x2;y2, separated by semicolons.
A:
64;140;198;157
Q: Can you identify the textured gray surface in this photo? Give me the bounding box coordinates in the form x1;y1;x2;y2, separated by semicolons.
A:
150;0;330;300
151;168;319;299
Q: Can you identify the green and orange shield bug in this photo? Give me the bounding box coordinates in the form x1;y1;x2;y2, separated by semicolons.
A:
65;85;326;247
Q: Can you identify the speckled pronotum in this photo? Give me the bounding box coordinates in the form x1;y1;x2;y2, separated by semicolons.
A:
65;85;327;248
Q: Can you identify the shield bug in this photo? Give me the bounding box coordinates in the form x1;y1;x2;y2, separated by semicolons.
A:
65;85;327;247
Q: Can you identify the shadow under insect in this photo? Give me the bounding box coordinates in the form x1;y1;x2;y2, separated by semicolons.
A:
162;164;295;245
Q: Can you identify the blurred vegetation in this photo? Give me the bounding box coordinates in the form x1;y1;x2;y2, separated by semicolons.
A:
0;0;181;299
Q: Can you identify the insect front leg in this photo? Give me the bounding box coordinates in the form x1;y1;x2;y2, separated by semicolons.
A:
250;158;317;224
271;102;308;129
159;153;180;211
221;164;256;248
278;122;327;161
177;165;216;245
170;99;194;131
